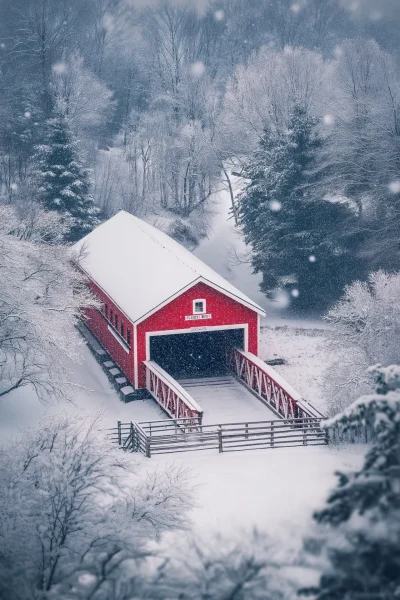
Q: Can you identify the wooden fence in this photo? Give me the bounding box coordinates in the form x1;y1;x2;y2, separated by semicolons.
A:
329;422;374;445
110;417;328;457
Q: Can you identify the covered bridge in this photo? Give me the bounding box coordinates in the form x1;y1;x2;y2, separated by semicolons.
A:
73;211;322;425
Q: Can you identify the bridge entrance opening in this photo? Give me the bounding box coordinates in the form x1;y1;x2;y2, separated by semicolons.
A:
149;328;245;379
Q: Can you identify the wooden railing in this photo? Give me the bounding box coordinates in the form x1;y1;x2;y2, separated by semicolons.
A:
110;417;327;457
144;360;203;423
229;348;325;420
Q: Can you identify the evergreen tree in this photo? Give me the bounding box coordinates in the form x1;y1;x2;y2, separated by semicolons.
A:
237;105;361;310
302;364;400;599
34;112;100;242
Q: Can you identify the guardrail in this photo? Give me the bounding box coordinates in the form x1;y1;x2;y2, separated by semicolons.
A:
110;417;327;457
144;360;203;423
229;348;325;420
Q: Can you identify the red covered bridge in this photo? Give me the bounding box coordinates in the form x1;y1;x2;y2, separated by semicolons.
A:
73;211;323;435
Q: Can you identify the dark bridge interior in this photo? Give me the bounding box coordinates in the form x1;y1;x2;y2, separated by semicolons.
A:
149;328;244;379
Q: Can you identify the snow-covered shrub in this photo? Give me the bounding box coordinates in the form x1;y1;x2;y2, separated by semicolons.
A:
135;531;293;600
168;219;200;250
302;364;400;600
324;271;400;414
0;201;72;243
0;206;97;402
0;414;194;600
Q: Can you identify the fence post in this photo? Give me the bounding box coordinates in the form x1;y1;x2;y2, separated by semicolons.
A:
303;426;308;446
130;422;135;451
145;436;151;458
271;421;274;447
245;423;249;440
325;426;329;446
117;421;122;446
218;426;223;453
365;424;368;444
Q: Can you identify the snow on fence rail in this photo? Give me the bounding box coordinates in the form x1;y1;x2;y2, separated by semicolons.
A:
110;417;327;457
144;360;203;423
229;348;325;420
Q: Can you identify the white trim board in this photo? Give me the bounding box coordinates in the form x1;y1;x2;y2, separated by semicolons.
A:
107;325;130;353
133;324;138;388
145;324;249;361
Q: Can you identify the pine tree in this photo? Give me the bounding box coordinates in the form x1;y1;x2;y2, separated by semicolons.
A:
34;112;100;242
237;105;360;310
302;364;400;600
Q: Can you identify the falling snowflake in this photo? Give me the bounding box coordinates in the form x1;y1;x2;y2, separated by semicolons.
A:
308;255;316;263
389;180;400;194
349;0;360;13
24;111;31;118
52;62;67;74
191;62;205;77
214;9;224;21
103;13;114;31
291;289;300;298
333;46;343;58
323;114;335;126
10;183;18;191
0;43;5;49
369;10;382;21
291;3;301;13
273;289;290;309
269;200;281;212
78;573;97;586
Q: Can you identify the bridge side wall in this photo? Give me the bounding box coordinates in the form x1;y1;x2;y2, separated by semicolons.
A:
84;280;135;384
136;281;259;389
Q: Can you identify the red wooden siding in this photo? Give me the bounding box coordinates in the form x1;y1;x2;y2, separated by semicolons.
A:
84;280;135;383
136;281;258;388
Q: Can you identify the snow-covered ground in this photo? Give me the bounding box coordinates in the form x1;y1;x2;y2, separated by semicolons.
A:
0;322;362;547
260;325;330;414
0;345;165;443
155;444;364;543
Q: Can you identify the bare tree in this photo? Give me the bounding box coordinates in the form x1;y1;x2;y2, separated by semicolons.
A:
0;205;97;402
0;414;194;600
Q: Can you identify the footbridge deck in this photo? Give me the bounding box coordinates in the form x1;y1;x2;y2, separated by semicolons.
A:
179;376;279;425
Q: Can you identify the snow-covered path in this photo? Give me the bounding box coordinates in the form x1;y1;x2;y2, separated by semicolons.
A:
179;376;279;424
193;183;275;316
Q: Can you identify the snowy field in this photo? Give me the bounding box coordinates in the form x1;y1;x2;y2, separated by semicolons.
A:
155;444;364;543
260;324;331;414
0;323;363;545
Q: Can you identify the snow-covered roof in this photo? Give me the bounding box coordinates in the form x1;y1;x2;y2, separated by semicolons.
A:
72;211;265;323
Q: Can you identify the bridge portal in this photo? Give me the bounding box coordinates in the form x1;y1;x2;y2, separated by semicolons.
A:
148;328;244;380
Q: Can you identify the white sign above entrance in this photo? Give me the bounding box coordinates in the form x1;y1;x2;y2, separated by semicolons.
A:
185;314;212;321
